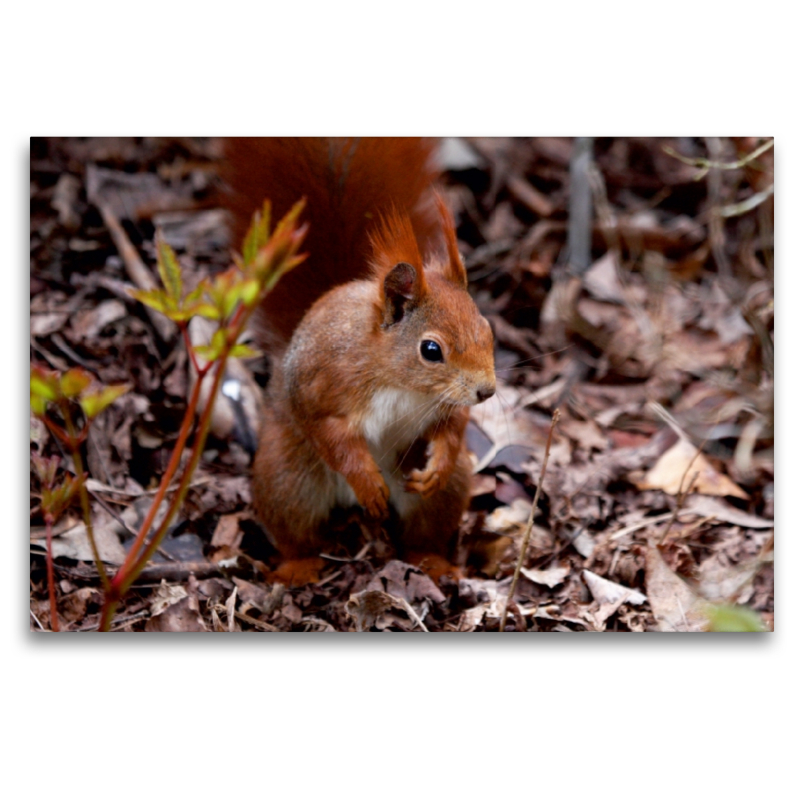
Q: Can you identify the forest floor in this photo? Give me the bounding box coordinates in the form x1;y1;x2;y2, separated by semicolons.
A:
30;136;774;632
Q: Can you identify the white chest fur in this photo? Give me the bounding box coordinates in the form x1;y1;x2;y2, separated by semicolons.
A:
361;388;435;447
336;388;439;512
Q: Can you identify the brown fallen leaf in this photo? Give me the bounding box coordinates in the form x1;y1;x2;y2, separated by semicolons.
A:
470;473;497;497
559;417;609;452
633;437;748;500
366;560;445;605
232;578;284;616
59;587;101;625
644;546;706;632
582;569;646;629
521;564;570;588
682;495;773;529
145;596;208;632
69;299;127;341
149;581;188;616
484;498;531;533
457;579;508;630
345;590;428;632
31;507;127;565
209;513;245;564
145;580;207;632
692;553;771;605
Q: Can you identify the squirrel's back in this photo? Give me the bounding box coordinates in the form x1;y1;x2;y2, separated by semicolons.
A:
223;137;442;346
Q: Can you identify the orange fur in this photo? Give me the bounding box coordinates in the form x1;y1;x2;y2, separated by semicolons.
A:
223;138;440;349
369;206;424;275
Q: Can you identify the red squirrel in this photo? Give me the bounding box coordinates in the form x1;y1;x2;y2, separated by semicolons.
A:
224;138;496;583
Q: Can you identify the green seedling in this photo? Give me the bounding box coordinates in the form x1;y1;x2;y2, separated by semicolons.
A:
31;200;306;631
102;200;306;630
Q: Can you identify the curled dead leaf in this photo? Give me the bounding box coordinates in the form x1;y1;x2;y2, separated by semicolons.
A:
634;437;748;500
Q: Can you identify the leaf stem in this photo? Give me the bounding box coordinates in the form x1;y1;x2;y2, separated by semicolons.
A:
45;514;60;632
60;400;108;589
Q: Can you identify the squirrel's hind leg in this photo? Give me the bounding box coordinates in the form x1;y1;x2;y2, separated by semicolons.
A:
396;446;472;581
252;405;338;566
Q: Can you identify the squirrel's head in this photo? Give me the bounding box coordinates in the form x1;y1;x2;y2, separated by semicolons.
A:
369;194;496;407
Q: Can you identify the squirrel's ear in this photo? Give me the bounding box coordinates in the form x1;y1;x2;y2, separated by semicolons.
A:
382;262;424;326
435;192;467;288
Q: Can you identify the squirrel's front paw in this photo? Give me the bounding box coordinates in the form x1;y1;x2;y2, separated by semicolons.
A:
404;465;443;498
355;472;390;519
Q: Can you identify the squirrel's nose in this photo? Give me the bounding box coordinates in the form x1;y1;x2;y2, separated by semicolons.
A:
476;384;495;403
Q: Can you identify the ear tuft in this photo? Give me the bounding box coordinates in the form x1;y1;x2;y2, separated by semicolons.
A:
369;206;423;276
434;192;467;288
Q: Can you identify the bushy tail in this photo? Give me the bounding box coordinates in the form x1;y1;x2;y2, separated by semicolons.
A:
223;137;442;349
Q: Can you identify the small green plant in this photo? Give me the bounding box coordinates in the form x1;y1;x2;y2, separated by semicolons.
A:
32;453;81;631
31;366;131;628
30;200;307;631
704;603;767;632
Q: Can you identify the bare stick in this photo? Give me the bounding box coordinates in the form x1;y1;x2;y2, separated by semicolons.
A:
45;515;59;631
658;471;700;546
499;408;560;632
662;139;774;180
97;201;175;342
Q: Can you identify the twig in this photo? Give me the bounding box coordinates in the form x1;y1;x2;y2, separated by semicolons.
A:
717;184;774;218
658;471;699;546
79;609;151;632
45;516;59;631
610;509;693;541
96;201;175;342
59;400;109;590
499;408;560;632
132;561;223;583
212;605;279;632
662;139;774;180
507;174;554;218
399;598;429;633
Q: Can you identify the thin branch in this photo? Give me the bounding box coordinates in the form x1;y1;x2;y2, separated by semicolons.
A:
60;401;108;589
658;471;700;546
45;515;59;632
96;201;175;342
499;408;560;632
717;184;774;218
662;139;774;180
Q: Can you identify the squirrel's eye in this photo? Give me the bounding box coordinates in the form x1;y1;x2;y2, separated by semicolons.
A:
420;340;444;363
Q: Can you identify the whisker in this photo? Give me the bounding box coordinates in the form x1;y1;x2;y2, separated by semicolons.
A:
495;345;575;373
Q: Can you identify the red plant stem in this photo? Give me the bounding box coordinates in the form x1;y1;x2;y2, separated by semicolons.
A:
43;415;86;446
126;311;250;570
60;401;108;589
97;364;211;630
125;357;228;582
97;269;291;630
182;323;204;376
97;347;227;631
45;514;60;632
120;361;210;570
